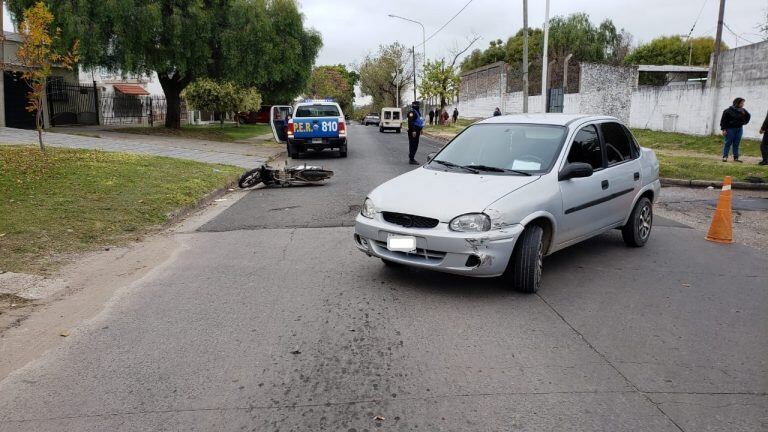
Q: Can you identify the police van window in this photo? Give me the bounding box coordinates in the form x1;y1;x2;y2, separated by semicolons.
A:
295;104;340;117
393;111;400;120
384;111;392;120
567;125;603;170
600;122;633;165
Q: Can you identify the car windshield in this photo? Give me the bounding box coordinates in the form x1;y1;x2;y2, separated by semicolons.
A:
296;104;340;117
429;123;567;174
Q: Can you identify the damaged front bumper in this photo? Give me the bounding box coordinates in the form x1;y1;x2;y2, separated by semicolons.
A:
353;214;524;277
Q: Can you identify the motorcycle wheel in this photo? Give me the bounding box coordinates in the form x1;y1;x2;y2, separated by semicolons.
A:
238;168;262;188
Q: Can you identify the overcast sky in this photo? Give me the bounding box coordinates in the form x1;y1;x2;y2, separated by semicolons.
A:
301;0;767;68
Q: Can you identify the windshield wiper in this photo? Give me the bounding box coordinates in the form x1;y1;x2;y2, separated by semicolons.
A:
431;159;479;174
464;164;533;176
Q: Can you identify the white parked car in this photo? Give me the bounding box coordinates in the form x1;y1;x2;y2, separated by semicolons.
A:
354;114;661;293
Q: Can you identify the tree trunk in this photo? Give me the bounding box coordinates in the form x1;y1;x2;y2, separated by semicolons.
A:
36;101;45;152
158;72;191;129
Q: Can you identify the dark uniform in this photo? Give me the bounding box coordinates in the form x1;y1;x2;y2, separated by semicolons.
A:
407;103;422;164
760;111;768;165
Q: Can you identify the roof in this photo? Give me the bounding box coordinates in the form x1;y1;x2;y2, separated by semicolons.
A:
478;113;616;126
113;84;150;96
637;65;709;73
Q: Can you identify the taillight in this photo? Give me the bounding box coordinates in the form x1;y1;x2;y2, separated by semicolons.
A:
338;117;346;136
287;120;294;138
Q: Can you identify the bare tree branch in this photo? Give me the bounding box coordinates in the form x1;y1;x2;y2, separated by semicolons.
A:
449;34;482;68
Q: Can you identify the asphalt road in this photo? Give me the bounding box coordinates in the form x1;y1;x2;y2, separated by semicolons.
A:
1;124;766;431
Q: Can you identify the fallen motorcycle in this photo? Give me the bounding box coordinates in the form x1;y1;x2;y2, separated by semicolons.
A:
238;164;334;188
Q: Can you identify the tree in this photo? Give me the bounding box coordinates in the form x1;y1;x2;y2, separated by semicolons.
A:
183;78;261;127
419;60;460;112
359;42;414;111
760;9;768;41
307;65;356;114
625;35;726;66
11;2;78;151
7;0;321;129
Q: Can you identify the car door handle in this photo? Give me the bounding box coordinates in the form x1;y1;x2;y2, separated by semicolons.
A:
601;180;609;190
634;172;640;181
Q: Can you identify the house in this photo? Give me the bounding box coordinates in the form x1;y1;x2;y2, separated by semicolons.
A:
1;31;79;128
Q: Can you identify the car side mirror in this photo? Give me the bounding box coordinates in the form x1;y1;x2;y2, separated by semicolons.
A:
427;152;437;162
558;162;594;181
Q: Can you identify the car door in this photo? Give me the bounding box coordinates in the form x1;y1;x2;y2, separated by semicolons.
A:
598;121;642;224
557;123;614;245
269;105;292;143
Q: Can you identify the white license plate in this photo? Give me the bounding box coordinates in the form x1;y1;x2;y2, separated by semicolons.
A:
387;235;417;252
311;138;322;144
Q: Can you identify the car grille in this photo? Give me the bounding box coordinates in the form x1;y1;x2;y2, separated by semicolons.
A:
372;241;446;262
382;212;439;228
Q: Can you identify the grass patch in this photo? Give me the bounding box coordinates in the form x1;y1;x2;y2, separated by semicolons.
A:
632;128;762;158
114;123;272;142
423;118;475;136
0;146;240;274
657;153;767;183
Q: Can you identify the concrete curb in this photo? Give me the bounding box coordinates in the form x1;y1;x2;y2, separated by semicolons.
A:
421;131;451;144
661;178;768;190
165;179;239;225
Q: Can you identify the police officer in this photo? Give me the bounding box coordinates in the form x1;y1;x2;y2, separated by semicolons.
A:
406;101;424;165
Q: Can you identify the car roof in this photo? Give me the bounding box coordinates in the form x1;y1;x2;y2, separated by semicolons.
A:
295;100;340;107
476;113;617;127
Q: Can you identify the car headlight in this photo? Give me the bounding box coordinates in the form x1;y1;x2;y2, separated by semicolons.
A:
449;213;491;232
361;198;376;218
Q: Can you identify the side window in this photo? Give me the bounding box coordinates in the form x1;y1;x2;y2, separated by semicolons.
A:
567;125;603;170
600;122;633;165
622;125;641;158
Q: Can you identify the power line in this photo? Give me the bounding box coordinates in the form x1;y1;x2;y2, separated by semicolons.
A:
723;22;757;44
686;0;709;38
421;0;476;46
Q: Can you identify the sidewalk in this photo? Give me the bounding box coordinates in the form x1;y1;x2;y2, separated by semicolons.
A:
0;127;281;168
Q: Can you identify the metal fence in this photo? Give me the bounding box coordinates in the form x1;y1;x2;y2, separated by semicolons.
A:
100;95;187;126
46;81;100;126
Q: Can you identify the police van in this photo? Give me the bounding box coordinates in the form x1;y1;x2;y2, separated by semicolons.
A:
269;99;348;159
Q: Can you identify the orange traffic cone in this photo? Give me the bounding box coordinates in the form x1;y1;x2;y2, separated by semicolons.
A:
705;176;734;244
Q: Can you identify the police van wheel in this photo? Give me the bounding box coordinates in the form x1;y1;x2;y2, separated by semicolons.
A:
339;146;348;158
396;128;401;134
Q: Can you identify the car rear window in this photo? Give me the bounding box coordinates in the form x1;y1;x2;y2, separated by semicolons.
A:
296;104;340;117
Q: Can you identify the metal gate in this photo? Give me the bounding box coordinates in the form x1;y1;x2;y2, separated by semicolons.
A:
547;87;564;113
46;80;100;126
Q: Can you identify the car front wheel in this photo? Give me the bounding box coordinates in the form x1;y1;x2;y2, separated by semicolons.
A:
504;224;544;294
622;197;653;247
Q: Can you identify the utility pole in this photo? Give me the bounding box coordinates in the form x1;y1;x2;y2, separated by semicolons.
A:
412;46;417;102
709;0;726;135
522;0;529;113
711;0;726;87
541;0;550;113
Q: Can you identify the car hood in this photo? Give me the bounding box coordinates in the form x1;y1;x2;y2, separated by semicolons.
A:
368;167;540;222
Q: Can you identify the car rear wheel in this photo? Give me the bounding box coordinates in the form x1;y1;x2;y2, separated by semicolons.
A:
504;224;544;294
396;128;401;134
339;144;348;158
622;197;653;247
379;126;384;133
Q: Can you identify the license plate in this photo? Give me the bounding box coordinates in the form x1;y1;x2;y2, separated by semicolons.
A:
311;138;322;144
387;235;416;252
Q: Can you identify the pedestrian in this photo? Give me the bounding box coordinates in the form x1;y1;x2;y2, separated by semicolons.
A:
428;108;435;126
441;109;449;125
493;107;502;117
760;109;768;166
406;101;425;165
719;97;751;162
452;107;459;124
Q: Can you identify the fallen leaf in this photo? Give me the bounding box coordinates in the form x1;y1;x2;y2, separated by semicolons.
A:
681;283;690;287
373;415;385;421
60;331;70;337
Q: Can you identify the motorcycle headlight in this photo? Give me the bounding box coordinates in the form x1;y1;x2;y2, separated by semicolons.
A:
449;213;491;232
361;198;376;219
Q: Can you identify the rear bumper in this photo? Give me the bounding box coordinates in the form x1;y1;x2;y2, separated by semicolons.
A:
354;214;523;277
289;137;347;150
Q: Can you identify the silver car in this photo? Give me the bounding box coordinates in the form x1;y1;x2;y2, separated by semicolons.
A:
354;114;660;293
